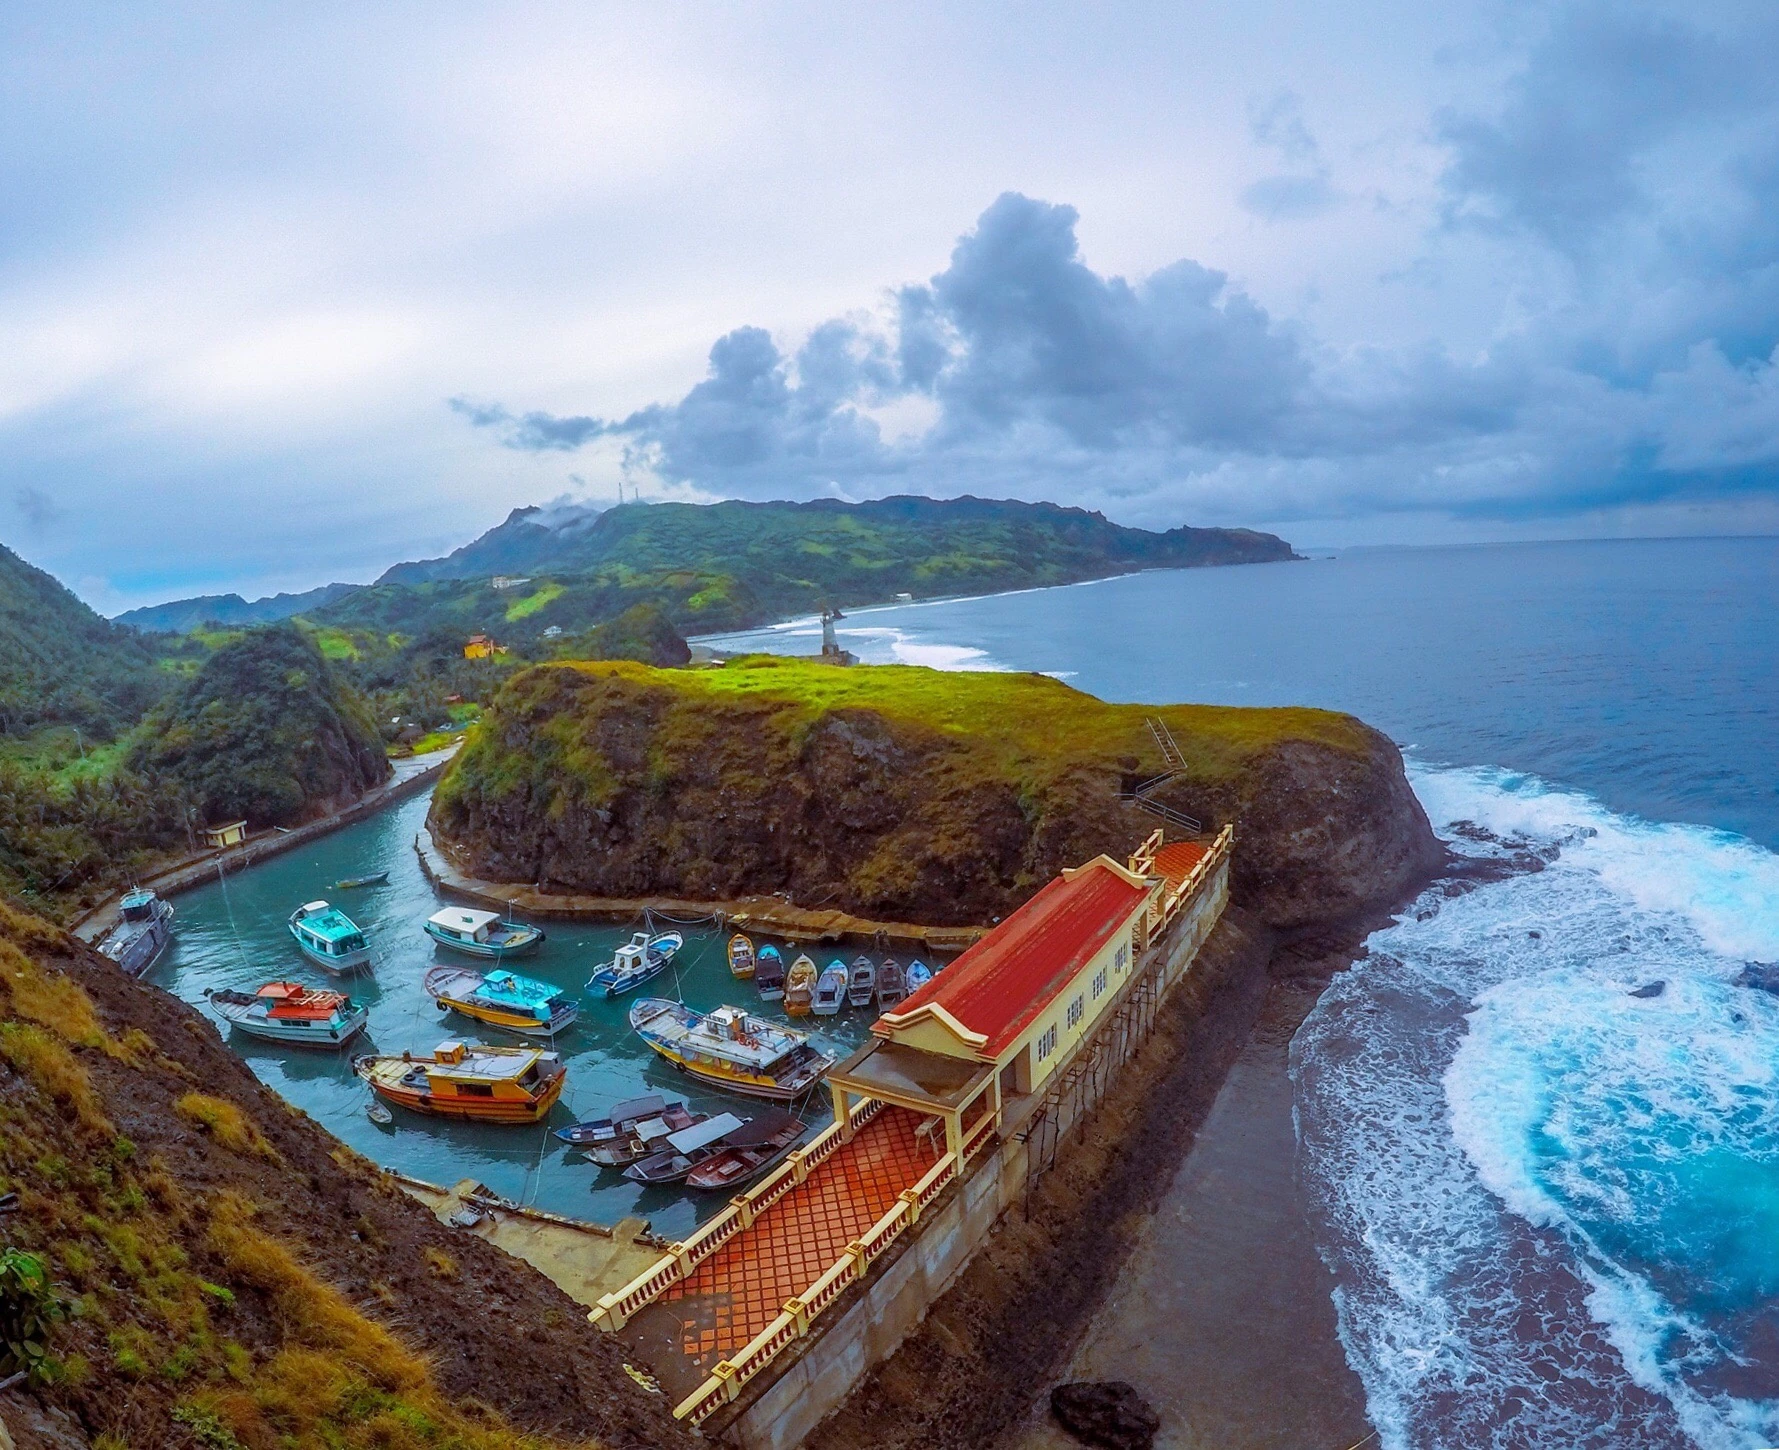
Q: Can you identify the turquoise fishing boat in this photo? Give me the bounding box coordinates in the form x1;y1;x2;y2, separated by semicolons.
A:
424;965;579;1037
288;901;371;973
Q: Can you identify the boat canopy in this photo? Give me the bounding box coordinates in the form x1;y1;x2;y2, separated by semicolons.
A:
608;1093;667;1122
667;1112;745;1153
429;907;501;940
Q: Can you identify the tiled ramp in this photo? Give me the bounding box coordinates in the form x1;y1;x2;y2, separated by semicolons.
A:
626;1105;938;1394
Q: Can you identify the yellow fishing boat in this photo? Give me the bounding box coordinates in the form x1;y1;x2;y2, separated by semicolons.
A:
727;932;756;979
353;1040;565;1123
784;954;818;1016
629;999;833;1100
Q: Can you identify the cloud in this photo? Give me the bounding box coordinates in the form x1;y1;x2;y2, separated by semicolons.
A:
1241;92;1339;220
12;486;63;529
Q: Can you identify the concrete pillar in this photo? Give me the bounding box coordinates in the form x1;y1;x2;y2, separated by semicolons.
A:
733;1193;755;1230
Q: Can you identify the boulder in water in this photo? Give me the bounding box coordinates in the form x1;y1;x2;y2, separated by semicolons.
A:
1049;1381;1160;1450
1628;981;1665;999
1737;963;1779;996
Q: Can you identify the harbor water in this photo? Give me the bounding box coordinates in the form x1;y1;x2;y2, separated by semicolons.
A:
155;793;887;1243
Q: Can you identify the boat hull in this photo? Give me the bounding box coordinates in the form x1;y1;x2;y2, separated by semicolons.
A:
434;995;578;1036
217;1011;368;1049
645;1047;825;1101
423;922;543;958
358;1071;564;1123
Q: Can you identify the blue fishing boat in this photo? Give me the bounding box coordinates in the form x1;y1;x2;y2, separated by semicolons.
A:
424;965;579;1037
905;959;933;991
585;930;683;998
424;907;545;959
98;889;174;979
288;901;371;973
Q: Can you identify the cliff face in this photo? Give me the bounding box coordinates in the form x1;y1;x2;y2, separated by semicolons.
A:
430;660;1440;931
0;898;693;1450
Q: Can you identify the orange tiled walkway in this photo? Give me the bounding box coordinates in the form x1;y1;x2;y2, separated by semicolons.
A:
662;1105;937;1370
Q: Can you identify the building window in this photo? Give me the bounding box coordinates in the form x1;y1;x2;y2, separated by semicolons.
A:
1036;1025;1058;1062
1066;995;1084;1029
1115;941;1129;972
1092;967;1108;1000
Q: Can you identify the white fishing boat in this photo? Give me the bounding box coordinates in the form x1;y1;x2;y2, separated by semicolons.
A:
846;955;876;1008
207;981;368;1048
586;931;683;998
812;962;847;1016
423;907;545;959
629;998;834;1100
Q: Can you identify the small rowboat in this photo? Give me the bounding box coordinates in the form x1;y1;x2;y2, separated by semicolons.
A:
629;998;834;1100
728;933;756;979
784;955;818;1017
556;1093;676;1147
813;962;847;1016
424;907;544;959
905;959;933;991
586;931;683;998
846;956;876;1008
334;871;390;890
755;945;785;1001
624;1112;747;1184
354;1040;565;1124
876;958;908;1010
424;965;579;1037
685;1110;805;1191
289;901;371;973
207;981;368;1048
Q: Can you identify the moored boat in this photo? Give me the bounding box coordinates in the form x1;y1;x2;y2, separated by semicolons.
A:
289;901;371;973
586;930;683;998
784;955;818;1016
846;955;876;1008
727;933;756;978
876;957;907;1010
564;1099;708;1167
623;1112;747;1184
334;871;390;890
424;965;579;1037
353;1040;565;1123
99;889;175;979
555;1093;677;1147
685;1110;805;1191
812;962;847;1016
905;959;933;991
755;945;785;1001
424;907;544;959
629;998;835;1100
207;981;368;1048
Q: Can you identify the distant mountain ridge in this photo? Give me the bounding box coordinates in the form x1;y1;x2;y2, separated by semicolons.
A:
114;580;361;633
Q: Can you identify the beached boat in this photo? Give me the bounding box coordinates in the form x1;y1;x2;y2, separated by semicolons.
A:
685;1110;805;1191
812;962;847;1016
623;1112;747;1184
905;959;933;991
353;1040;565;1123
629;998;835;1100
846;955;876;1008
98;889;174;979
424;965;579;1037
207;981;369;1048
423;907;544;959
727;933;756;979
334;871;390;890
586;930;683;998
784;955;818;1016
876;957;908;1010
288;901;371;973
755;945;785;1001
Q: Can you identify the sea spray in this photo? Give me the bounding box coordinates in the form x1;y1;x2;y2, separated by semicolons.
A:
1296;763;1779;1450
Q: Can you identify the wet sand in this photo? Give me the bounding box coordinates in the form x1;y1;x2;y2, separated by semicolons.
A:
1010;975;1374;1450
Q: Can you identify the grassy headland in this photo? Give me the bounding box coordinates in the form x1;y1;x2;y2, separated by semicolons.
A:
432;658;1437;929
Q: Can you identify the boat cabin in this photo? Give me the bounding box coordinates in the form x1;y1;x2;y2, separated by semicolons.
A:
417;1040;554;1097
427;908;505;946
291;902;368;958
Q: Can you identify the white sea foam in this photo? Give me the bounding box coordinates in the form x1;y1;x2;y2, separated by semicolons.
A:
1297;762;1779;1450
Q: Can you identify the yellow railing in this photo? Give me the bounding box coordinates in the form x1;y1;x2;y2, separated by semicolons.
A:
590;1095;886;1332
1162;822;1233;924
672;1145;964;1424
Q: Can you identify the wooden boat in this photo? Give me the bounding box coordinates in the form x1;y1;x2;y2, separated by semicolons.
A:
585;1106;707;1168
812;962;847;1016
334;871;390;890
846;955;876;1008
784;955;818;1016
755;945;785;1001
353;1040;565;1123
727;933;756;979
905;959;933;991
424;907;544;959
556;1093;677;1147
366;1101;393;1126
876;958;908;1010
288;901;371;973
623;1112;747;1184
424;965;579;1037
207;981;368;1048
685;1110;805;1191
629;998;835;1100
586;931;683;998
99;890;174;979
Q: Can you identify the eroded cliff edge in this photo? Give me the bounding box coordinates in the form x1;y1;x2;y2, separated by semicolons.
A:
428;657;1441;933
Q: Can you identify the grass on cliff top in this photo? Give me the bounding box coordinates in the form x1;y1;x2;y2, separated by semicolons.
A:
528;655;1373;781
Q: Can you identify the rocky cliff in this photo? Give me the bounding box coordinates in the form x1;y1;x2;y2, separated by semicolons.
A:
430;659;1440;931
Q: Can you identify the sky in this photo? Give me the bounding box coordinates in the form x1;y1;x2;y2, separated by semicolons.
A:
4;1;1778;613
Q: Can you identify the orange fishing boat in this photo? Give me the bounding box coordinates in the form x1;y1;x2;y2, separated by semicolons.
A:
352;1040;565;1124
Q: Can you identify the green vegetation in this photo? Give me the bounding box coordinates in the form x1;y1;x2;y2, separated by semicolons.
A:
433;656;1375;925
0;1247;71;1385
133;624;390;829
552;602;691;667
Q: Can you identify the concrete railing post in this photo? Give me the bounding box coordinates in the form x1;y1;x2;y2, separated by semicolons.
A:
733;1194;755;1230
847;1237;869;1279
787;1296;809;1335
898;1186;921;1226
672;1241;692;1277
791;1149;810;1185
714;1360;741;1403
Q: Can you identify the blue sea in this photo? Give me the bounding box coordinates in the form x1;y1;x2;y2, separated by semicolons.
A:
709;536;1779;1450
